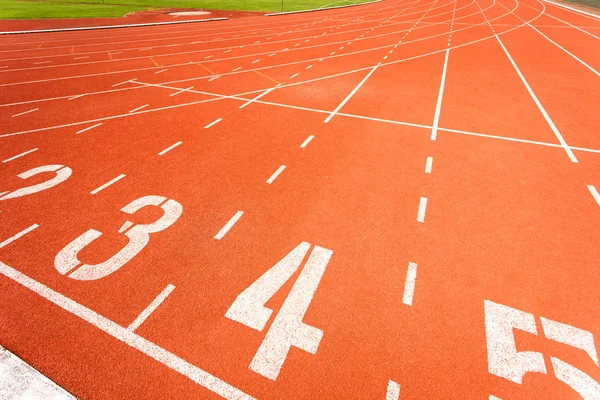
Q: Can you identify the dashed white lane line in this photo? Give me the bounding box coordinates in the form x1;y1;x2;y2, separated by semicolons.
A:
325;64;379;123
417;197;428;223
33;61;52;65
425;156;433;173
266;165;286;184
587;185;600;206
90;174;126;195
209;76;220;81
0;224;39;249
232;67;242;71
127;284;176;332
12;108;38;117
290;73;299;79
158;141;182;156
205;118;222;129
76;122;102;134
204;55;213;59
402;262;418;306
268;53;276;57
130;104;149;113
306;64;313;69
300;135;315;148
252;59;260;64
214;210;244;240
154;69;168;74
489;396;503;400
169;86;194;97
239;86;277;109
386;380;401;400
2;148;38;163
73;56;89;60
223;49;232;53
112;78;136;87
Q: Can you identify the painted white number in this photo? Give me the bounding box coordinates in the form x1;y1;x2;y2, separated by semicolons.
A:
226;242;333;380
0;164;72;200
485;300;600;399
55;195;182;281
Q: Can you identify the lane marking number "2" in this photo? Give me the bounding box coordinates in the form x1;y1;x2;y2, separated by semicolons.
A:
0;165;72;200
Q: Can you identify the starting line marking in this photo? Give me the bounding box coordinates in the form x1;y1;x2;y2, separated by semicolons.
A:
587;185;600;206
205;118;222;129
90;174;126;195
300;135;315;148
0;224;39;249
386;380;401;400
2;148;38;163
266;165;286;184
417;197;427;223
128;284;175;332
0;261;252;399
158;141;182;156
214;210;244;240
402;262;418;306
169;86;194;97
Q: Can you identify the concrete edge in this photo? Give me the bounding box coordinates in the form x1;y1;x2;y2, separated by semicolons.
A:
265;0;383;16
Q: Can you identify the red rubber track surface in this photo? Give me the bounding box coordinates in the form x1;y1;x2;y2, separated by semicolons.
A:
0;0;599;399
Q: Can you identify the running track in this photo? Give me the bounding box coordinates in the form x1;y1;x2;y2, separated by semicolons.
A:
0;0;599;398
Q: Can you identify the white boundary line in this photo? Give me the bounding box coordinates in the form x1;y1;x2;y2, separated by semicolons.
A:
128;284;175;332
0;18;228;36
0;261;253;399
265;0;383;16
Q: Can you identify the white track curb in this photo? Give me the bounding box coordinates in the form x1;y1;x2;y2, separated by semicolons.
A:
542;0;600;19
0;17;227;35
265;0;383;16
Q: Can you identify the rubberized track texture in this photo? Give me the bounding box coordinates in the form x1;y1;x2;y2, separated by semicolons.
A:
0;0;600;398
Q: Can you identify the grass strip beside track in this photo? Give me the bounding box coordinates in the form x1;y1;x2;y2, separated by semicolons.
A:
0;0;372;19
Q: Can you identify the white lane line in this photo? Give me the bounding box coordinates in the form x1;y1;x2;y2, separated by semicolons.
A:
306;64;313;69
386;380;401;400
224;49;232;53
290;73;299;79
209;76;220;81
76;122;102;134
232;67;242;71
495;36;578;163
158;141;182;156
325;64;379;123
204;55;213;59
0;224;39;249
128;284;176;332
268;53;276;57
0;261;252;400
402;262;418;306
2;148;38;163
169;86;194;97
33;61;52;65
430;49;449;140
300;135;314;148
252;59;260;64
68;93;86;100
587;185;600;206
90;174;126;195
205;118;222;128
214;210;244;240
425;156;433;173
112;78;136;87
154;69;168;74
130;104;148;113
266;165;286;184
239;86;276;109
417;197;427;223
12;108;38;117
0;66;7;69
73;56;89;60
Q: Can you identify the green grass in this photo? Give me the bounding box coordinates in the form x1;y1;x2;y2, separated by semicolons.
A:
0;0;371;19
559;0;600;9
